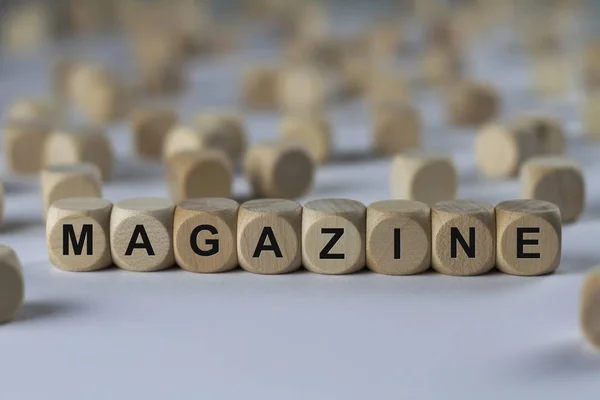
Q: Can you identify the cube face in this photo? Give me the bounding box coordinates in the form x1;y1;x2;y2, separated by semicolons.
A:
373;104;421;156
131;108;178;159
496;200;561;276
41;164;103;217
5;120;49;174
281;114;332;164
0;245;24;323
581;268;600;350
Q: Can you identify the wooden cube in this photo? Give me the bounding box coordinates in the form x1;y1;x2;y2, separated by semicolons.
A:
5;99;63;126
44;126;114;181
446;81;500;127
173;198;239;273
390;152;457;206
130;107;179;160
520;156;585;223
511;115;565;155
581;266;600;350
422;46;462;86
166;150;234;203
495;200;561;276
373;102;421;156
277;64;327;112
242;66;279;109
0;245;24;323
1;2;50;54
366;200;431;275
281;112;332;164
41;163;102;218
4;119;51;174
195;112;248;164
475;123;539;178
302;198;366;275
531;54;570;97
238;199;302;274
46;197;113;272
0;182;4;225
583;91;600;140
110;198;175;272
432;200;495;276
367;71;411;106
244;142;315;199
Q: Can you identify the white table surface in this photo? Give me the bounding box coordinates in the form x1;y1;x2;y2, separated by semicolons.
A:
0;19;600;400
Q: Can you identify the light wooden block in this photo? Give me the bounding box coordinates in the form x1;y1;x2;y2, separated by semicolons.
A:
195;112;248;164
367;71;411;106
495;200;561;276
373;102;421;156
531;54;570;97
46;197;113;272
302;198;366;275
390;152;457;206
366;200;431;275
446;81;500;127
242;66;279;109
281;112;332;164
277;64;327;112
238;199;302;274
173;198;239;273
6;99;63;126
110;198;175;272
0;245;24;323
475;123;539;178
1;2;50;54
581;266;600;350
583;92;600;140
582;43;600;90
422;46;462;86
130;107;179;160
0;182;4;225
44;126;114;181
520;156;585;224
244;142;315;199
511;115;565;155
166;150;234;203
41;163;102;218
4;119;51;174
432;200;495;276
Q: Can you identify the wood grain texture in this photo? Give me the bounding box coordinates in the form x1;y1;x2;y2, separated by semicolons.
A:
242;66;279;109
581;266;600;350
4;118;51;174
244;142;315;199
41;163;102;218
195;112;248;164
495;199;561;276
43;126;115;181
281;112;332;164
46;197;113;272
432;200;495;276
0;245;24;323
373;102;421;156
446;81;500;126
110;197;175;272
302;198;366;275
166;150;233;202
520;156;585;223
130;106;179;160
390;151;457;206
238;199;302;274
174;198;239;273
475;123;539;178
367;200;431;275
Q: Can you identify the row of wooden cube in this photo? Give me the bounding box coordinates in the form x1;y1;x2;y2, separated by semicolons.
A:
47;197;561;276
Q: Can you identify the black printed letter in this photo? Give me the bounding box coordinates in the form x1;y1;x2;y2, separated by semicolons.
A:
63;224;93;255
319;228;345;260
125;225;155;256
253;227;283;258
394;228;401;259
190;225;219;256
516;227;541;259
450;227;476;258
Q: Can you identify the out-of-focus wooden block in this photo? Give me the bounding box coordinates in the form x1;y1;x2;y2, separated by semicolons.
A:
44;126;114;181
495;199;561;276
281;112;332;164
511;115;566;155
446;81;500;127
244;142;315;199
0;245;24;323
110;197;175;272
277;64;328;112
67;63;131;123
1;2;50;54
366;200;431;275
581;266;600;350
373;102;421;156
166;150;234;203
390;152;457;206
41;163;102;218
195;112;248;164
242;66;280;109
338;52;370;98
422;46;462;86
520;156;585;223
173;198;239;273
583;91;600;140
4;119;51;174
46;197;112;272
302;198;366;275
237;199;302;274
130;107;178;160
5;99;63;126
431;200;496;276
582;42;600;90
0;182;4;225
368;71;411;106
531;53;570;97
475;123;539;178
